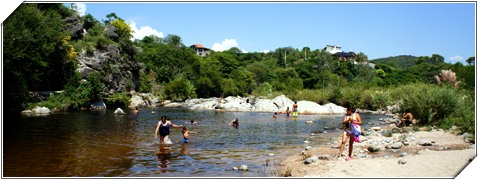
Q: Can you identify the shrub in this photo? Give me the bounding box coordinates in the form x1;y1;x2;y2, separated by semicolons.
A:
292;89;329;105
395;83;459;125
370;90;392;110
104;93;131;108
252;82;273;97
164;76;197;101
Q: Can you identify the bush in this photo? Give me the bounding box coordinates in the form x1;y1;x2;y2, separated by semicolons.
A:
104;92;131;108
370;90;392;110
164;76;197;101
252;82;273;97
394;83;459;125
291;89;329;105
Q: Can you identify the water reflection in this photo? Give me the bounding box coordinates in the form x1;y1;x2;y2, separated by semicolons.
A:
155;145;171;173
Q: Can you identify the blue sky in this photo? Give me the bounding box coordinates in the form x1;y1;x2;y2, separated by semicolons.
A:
69;2;474;63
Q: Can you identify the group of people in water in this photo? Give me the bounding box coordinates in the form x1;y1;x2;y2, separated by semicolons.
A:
143;99;414;162
273;101;299;119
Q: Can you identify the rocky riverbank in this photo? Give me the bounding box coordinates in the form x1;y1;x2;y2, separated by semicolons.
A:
277;124;476;177
163;95;346;114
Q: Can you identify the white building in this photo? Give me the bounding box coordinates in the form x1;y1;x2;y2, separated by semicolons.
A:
323;45;342;54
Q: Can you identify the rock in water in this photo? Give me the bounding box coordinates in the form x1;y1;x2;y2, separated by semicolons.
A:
238;165;248;171
32;106;51;114
305;146;312;150
114;108;126;115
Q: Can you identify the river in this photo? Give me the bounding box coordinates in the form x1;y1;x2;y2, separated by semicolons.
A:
3;107;386;177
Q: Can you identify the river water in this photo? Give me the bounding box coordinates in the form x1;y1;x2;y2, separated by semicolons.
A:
3;108;386;177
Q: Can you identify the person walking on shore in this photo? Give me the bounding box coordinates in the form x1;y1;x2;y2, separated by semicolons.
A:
338;107;362;161
154;116;183;144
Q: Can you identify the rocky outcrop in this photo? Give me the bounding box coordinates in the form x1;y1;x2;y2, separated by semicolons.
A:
63;16;85;40
77;45;141;94
128;93;160;108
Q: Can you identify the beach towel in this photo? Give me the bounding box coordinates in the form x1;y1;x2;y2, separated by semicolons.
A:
351;123;361;142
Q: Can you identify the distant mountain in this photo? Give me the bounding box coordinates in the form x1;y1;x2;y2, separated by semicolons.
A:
370;55;418;69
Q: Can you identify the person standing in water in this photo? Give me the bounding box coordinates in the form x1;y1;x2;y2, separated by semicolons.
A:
285;107;291;117
181;126;199;143
292;101;299;117
154;116;182;144
338;107;362;161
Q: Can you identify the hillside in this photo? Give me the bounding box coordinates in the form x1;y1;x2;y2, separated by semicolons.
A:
370;55;418;69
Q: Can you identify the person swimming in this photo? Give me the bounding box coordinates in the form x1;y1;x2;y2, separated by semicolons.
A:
228;118;239;128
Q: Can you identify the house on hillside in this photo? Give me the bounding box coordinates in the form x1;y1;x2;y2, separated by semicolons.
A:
190;44;211;57
333;51;357;62
323;45;342;54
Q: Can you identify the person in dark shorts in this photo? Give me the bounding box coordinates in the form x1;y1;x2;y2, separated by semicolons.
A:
398;109;414;127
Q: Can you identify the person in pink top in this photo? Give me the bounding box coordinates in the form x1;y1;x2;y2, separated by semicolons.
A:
339;107;362;161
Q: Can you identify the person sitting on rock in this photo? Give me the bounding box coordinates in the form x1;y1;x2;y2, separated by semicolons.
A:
398;109;414;127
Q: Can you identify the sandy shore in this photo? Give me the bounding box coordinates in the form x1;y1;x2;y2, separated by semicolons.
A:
279;127;476;178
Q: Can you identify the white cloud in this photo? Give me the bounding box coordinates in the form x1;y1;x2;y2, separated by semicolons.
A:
260;49;271;53
72;3;86;16
449;55;464;63
211;39;239;52
128;21;164;40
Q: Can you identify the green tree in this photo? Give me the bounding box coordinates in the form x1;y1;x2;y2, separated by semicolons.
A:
163;34;184;48
3;3;77;112
466;56;475;66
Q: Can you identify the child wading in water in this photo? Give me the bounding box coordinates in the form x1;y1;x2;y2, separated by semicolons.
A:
181;126;198;143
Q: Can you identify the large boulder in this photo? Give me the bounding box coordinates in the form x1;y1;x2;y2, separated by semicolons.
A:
252;99;278;112
220;96;252;111
129;93;160;108
273;95;294;111
297;101;331;114
323;103;347;114
91;100;107;110
129;94;147;108
32;106;51;114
